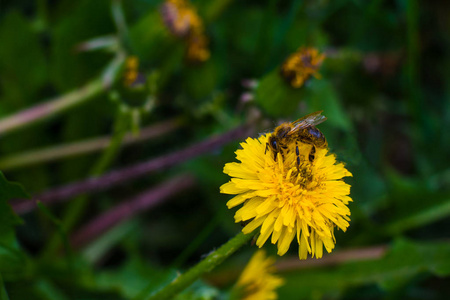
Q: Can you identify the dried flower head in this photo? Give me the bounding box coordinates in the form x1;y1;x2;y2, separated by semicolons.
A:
234;250;284;300
280;47;325;88
122;56;147;88
123;56;139;87
220;132;352;259
186;34;210;63
160;0;203;37
160;0;210;63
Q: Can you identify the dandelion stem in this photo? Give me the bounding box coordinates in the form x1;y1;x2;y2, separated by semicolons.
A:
71;174;195;249
90;109;130;177
0;54;124;136
62;110;129;226
140;232;254;300
12;125;252;214
0;119;181;171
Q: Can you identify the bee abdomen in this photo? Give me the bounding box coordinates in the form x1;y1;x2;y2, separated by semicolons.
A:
307;127;327;147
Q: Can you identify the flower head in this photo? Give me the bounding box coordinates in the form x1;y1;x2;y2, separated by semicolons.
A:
234;250;284;300
123;56;147;88
220;133;352;259
280;47;325;88
160;0;210;63
123;56;140;87
160;0;202;37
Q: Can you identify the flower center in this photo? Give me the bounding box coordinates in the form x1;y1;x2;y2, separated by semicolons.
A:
268;149;323;210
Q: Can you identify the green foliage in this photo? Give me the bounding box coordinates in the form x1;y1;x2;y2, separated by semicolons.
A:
0;0;449;299
92;258;178;298
279;239;450;299
51;0;114;90
255;70;304;118
0;172;29;277
0;12;47;107
307;80;352;132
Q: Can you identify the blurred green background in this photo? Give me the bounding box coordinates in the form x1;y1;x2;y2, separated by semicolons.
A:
1;0;450;299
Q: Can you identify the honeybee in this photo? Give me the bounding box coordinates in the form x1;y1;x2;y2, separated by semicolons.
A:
266;111;328;165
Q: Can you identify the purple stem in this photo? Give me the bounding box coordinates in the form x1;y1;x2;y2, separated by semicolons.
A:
70;174;195;248
12;125;252;214
275;245;388;271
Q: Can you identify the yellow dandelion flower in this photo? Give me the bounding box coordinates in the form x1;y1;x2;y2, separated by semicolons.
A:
220;130;352;259
280;47;325;88
234;250;284;300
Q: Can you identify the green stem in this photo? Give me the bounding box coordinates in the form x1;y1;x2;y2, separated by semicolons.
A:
384;198;450;235
0;55;125;136
0;119;181;171
111;0;131;53
90;110;129;176
170;214;222;269
41;110;129;259
36;202;74;269
62;110;129;229
139;232;253;300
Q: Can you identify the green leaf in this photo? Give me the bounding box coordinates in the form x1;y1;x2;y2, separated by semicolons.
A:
183;61;219;100
91;258;178;299
387;196;450;234
0;171;29;203
0;11;48;107
378;169;450;235
0;171;28;234
0;273;10;300
82;221;139;264
255;70;305;118
36;202;73;260
129;10;173;63
306;79;352;132
0;172;29;275
174;280;219;300
51;0;114;91
33;279;70;300
0;242;27;276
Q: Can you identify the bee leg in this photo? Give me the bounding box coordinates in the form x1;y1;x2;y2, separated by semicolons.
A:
265;142;278;161
296;143;300;169
308;145;316;163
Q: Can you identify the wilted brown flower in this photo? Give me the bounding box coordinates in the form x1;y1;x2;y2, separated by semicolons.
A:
280;47;325;88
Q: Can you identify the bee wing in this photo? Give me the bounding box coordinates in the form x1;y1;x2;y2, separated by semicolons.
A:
288;111;327;134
